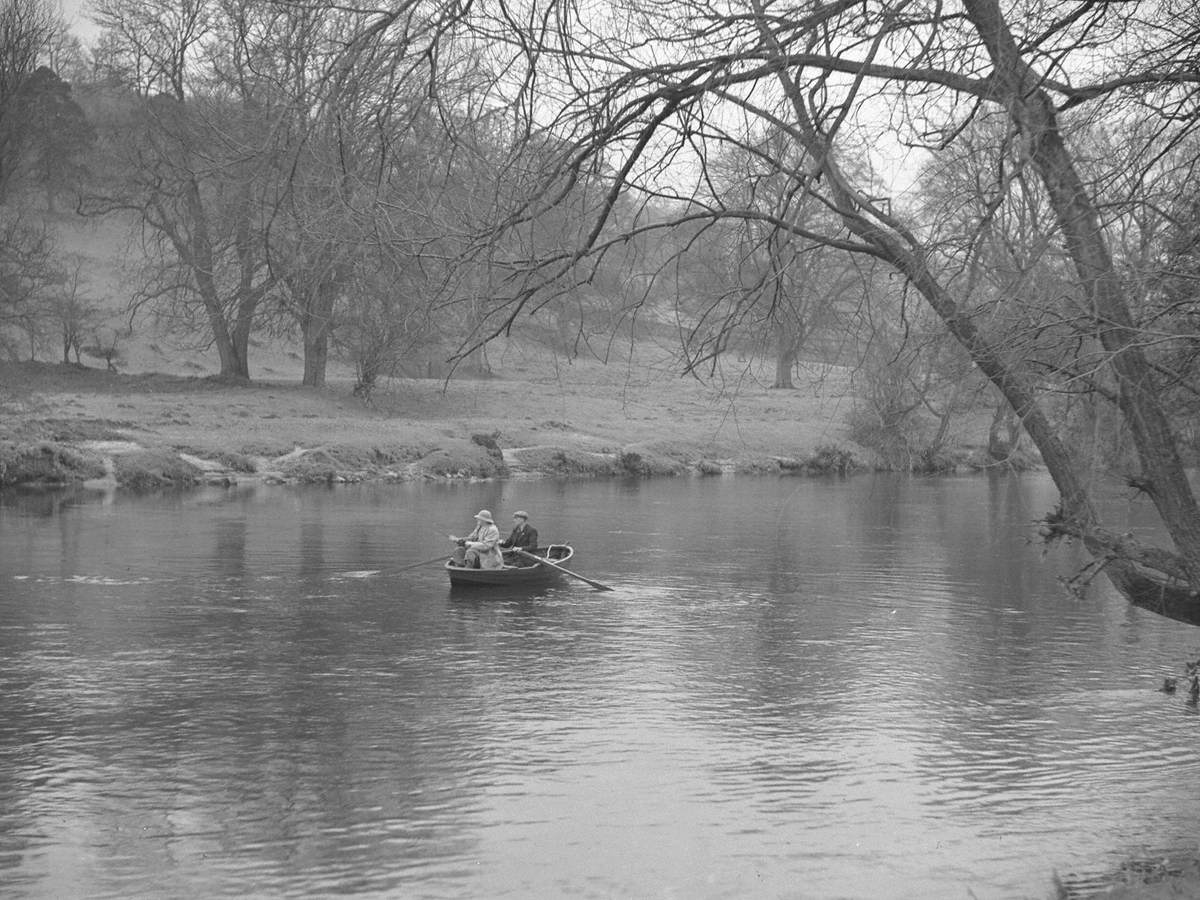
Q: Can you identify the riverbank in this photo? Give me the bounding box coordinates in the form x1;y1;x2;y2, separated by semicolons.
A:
0;347;965;490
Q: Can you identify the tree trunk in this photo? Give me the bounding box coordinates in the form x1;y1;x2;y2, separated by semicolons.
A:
762;0;1200;615
182;180;250;381
755;6;1103;537
194;271;249;380
773;320;797;389
963;0;1200;589
987;403;1023;462
231;314;252;382
303;320;329;387
300;280;337;388
210;320;248;380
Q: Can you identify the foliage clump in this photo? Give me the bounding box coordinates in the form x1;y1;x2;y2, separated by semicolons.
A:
804;444;859;475
732;455;787;474
471;432;505;463
275;455;340;484
113;450;201;489
0;441;107;486
618;447;687;477
911;446;963;475
416;442;508;479
510;447;620;477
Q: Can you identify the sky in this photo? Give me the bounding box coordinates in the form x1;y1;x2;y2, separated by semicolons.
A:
57;0;99;42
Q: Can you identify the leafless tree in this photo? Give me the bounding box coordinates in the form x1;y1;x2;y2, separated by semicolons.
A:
449;0;1200;621
45;256;100;364
0;210;57;358
85;0;487;385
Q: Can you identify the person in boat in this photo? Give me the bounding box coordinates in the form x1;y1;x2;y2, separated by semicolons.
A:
500;510;538;551
500;510;539;565
449;510;504;569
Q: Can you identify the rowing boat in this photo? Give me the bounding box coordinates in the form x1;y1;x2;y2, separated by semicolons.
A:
445;544;575;587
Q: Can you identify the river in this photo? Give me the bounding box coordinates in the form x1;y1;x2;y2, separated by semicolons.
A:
2;473;1198;899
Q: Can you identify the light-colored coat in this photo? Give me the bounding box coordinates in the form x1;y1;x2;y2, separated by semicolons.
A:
464;522;504;569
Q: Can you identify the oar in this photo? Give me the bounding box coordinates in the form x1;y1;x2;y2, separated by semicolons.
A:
393;553;451;573
515;548;613;591
334;553;448;579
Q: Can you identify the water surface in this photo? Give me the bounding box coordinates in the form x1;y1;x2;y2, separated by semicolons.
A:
2;474;1198;898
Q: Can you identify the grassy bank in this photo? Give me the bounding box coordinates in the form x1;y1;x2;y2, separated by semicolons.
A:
0;341;928;490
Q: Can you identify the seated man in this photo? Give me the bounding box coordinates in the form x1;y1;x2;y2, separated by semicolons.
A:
500;510;539;564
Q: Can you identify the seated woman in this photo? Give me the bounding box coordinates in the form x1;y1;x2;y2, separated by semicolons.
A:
449;510;504;569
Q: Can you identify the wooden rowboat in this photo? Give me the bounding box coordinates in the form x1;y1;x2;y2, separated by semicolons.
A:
445;544;575;587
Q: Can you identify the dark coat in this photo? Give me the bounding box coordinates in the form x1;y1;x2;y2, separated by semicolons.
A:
501;523;538;550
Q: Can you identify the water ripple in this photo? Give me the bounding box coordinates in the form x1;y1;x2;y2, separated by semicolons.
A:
4;476;1200;899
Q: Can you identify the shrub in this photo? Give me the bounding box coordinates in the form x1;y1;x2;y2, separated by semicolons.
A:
277;456;339;483
522;447;618;476
618;448;686;476
806;443;859;475
113;450;202;489
471;432;505;462
0;441;107;486
416;442;508;479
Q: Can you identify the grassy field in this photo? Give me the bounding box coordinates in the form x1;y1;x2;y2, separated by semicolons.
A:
0;331;880;488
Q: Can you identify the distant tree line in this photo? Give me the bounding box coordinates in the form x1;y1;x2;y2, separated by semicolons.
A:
0;0;876;398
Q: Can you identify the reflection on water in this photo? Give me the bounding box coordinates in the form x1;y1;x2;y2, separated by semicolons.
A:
2;474;1199;899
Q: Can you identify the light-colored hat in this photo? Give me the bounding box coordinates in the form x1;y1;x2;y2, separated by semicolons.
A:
474;509;494;523
513;510;529;519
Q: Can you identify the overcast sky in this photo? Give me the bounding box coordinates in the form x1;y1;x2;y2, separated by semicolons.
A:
57;0;98;41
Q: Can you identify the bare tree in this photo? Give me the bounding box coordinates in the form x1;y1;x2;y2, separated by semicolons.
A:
82;0;276;380
248;1;458;387
82;86;275;380
47;255;101;363
90;0;211;100
451;0;1200;621
0;210;57;358
90;0;488;386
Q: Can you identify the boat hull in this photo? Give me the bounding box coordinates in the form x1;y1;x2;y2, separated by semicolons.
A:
445;545;574;587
